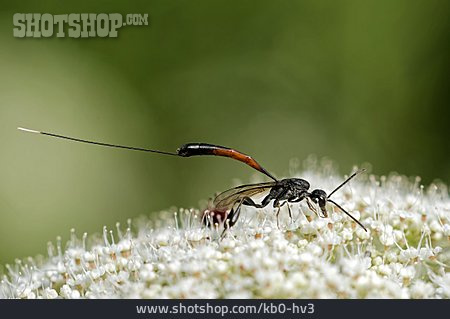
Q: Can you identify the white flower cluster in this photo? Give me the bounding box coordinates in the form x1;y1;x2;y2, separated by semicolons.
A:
1;163;449;299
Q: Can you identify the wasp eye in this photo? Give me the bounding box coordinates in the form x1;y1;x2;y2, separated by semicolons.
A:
311;189;327;199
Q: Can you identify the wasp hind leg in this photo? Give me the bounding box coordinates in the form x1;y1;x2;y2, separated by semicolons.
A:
241;196;270;209
220;201;243;239
220;196;270;239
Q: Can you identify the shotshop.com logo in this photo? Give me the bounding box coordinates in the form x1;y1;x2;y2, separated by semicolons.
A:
13;13;149;38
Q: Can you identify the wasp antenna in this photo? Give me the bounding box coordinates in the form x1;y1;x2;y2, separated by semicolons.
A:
327;168;366;199
18;127;41;134
17;127;179;156
328;199;367;232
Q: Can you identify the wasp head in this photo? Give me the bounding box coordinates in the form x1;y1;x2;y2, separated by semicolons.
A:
308;189;328;217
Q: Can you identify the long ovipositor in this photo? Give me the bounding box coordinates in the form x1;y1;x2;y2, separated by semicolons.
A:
177;143;277;181
17;128;277;181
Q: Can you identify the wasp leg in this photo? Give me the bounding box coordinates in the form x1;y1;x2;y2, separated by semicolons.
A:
241;194;272;208
227;203;243;228
306;198;327;218
220;195;272;239
287;195;306;223
275;205;281;229
306;198;319;216
274;200;290;229
240;195;271;223
220;200;245;239
242;193;283;228
229;195;271;228
271;189;290;229
277;201;292;223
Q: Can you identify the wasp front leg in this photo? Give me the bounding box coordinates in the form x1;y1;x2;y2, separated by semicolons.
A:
306;197;328;218
306;197;319;216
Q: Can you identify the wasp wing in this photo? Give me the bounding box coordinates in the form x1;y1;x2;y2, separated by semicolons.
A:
213;181;276;210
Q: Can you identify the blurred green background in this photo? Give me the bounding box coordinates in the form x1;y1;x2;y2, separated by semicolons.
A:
0;0;448;265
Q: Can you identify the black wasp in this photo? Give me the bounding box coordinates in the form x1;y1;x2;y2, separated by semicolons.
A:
18;127;367;233
207;169;367;235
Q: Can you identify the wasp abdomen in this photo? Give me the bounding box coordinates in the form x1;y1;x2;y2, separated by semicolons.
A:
177;143;276;181
177;143;227;157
